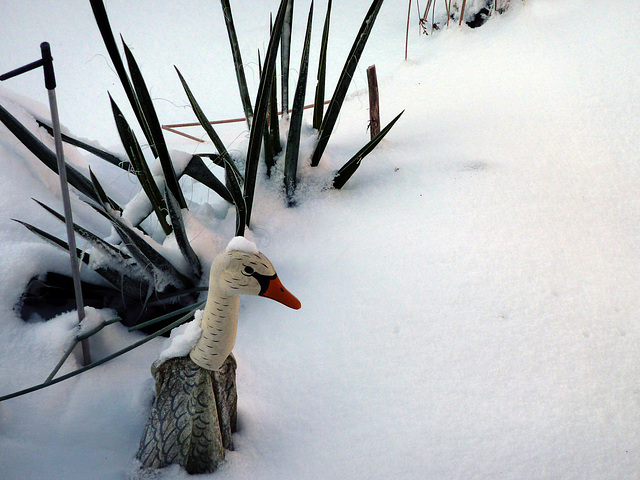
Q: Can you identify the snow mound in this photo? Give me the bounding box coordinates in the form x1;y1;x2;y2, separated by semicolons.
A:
226;236;259;254
77;306;109;336
156;311;203;364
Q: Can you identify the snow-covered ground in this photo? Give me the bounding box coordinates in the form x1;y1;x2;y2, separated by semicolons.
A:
2;0;640;478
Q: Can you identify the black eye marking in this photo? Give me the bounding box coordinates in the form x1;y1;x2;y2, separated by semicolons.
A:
243;266;255;276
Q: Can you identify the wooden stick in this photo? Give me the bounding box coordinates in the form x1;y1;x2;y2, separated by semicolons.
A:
162;100;331;141
164;116;246;129
162;126;206;143
459;0;467;26
423;0;433;22
367;65;380;139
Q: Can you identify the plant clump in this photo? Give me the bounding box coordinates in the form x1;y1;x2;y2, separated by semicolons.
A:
0;0;402;333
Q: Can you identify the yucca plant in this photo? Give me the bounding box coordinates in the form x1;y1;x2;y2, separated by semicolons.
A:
200;0;404;218
0;0;404;401
2;0;402;330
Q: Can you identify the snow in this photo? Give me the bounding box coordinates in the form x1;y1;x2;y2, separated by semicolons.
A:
77;306;109;336
227;236;259;254
156;312;203;365
2;0;640;479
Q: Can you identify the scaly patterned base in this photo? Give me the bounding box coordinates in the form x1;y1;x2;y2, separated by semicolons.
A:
136;354;237;474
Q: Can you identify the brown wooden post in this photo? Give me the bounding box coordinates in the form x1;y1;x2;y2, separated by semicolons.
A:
459;0;468;26
367;65;380;139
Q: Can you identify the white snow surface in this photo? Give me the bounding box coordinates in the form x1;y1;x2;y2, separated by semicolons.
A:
1;1;640;479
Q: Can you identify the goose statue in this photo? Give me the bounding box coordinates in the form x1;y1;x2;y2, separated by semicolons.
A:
136;237;300;474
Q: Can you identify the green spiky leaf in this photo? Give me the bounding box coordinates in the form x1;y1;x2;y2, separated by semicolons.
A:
88;167;122;213
311;0;385;166
12;219;87;263
182;155;233;203
220;0;254;129
36;119;130;171
224;158;247;237
14;216;149;297
109;94;171;234
264;53;276;175
281;0;294;116
333;110;404;189
32;199;151;296
89;203;193;291
244;0;288;226
284;2;314;205
313;0;331;130
122;41;187;210
32;198;130;261
164;186;202;279
258;50;276;178
0;103;119;208
220;156;246;237
269;64;281;157
175;67;236;173
88;0;151;145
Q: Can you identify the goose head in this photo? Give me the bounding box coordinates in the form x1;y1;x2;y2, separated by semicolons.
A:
210;247;301;309
190;238;300;371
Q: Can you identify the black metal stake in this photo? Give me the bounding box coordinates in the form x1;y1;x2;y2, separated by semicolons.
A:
1;42;91;366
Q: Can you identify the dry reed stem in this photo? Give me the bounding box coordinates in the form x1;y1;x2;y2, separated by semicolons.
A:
405;0;412;60
422;0;433;21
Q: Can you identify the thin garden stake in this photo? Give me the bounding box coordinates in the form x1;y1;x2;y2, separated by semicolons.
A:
161;100;331;142
459;0;468;25
405;0;411;60
0;42;91;366
366;65;380;139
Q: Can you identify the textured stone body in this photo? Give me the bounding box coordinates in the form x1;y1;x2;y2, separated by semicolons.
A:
136;355;237;474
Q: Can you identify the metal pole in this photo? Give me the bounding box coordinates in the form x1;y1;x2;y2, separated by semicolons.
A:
2;43;92;366
40;43;91;366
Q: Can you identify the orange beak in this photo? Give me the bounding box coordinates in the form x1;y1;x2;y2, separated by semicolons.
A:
259;275;301;309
